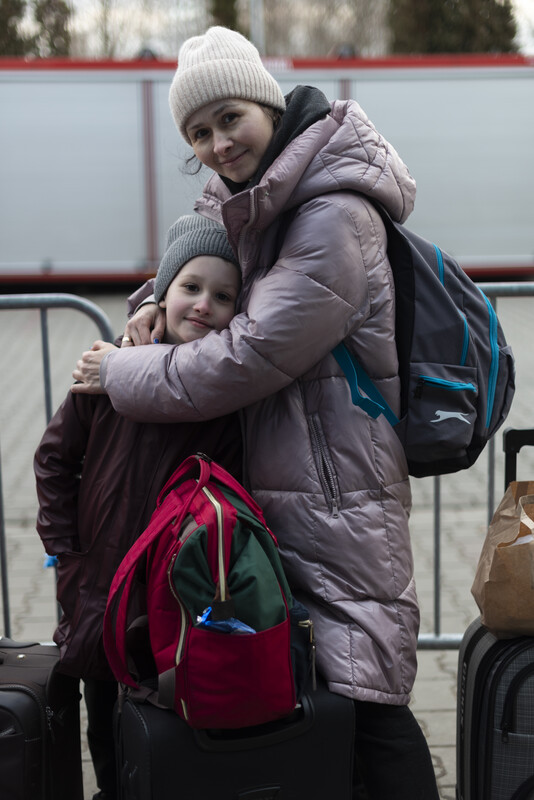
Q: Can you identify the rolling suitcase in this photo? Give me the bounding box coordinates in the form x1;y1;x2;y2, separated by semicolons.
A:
0;638;83;800
115;678;355;799
456;428;534;800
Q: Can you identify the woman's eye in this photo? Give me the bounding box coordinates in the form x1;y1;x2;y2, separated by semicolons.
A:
222;113;238;125
193;128;209;141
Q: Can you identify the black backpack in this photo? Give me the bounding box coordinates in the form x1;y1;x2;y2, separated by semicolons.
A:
333;200;515;478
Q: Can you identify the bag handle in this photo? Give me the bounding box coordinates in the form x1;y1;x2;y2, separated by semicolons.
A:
518;494;534;533
103;468;209;685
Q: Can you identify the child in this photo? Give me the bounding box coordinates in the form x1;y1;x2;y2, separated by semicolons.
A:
34;214;242;800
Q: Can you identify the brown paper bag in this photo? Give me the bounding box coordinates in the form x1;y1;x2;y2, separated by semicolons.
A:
471;481;534;638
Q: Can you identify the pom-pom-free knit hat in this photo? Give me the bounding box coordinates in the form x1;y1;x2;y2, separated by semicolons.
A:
154;214;239;303
169;26;286;142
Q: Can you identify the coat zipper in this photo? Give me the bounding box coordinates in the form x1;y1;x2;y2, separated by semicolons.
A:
308;414;339;517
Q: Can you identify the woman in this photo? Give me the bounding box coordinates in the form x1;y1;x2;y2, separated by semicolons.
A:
73;26;439;799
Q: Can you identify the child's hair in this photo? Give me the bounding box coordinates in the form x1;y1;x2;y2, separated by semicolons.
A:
154;214;239;303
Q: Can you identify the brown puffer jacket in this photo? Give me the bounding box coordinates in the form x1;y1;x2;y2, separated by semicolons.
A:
34;389;241;680
102;99;420;704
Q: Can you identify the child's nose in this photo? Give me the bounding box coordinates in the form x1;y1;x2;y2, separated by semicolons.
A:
193;294;212;314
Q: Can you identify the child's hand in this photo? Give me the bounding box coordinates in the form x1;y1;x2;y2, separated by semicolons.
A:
71;340;117;394
122;303;166;347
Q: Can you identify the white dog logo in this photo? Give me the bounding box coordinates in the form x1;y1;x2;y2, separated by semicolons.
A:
431;410;470;424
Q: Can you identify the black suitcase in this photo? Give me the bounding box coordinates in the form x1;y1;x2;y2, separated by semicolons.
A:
0;638;83;800
115;678;355;799
456;428;534;800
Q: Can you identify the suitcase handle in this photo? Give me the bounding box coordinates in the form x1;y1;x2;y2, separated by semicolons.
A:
192;691;316;752
503;428;534;486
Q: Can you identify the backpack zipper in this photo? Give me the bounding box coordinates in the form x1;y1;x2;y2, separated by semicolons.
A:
201;486;228;601
167;548;189;666
414;375;477;398
479;289;499;429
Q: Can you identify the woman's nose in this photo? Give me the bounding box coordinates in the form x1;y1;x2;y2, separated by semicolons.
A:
212;130;232;155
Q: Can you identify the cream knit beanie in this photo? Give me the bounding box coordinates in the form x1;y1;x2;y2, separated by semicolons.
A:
154;214;239;303
169;26;286;142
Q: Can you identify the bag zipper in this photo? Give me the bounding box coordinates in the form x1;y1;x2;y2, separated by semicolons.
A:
167;547;189;667
201;485;228;601
433;244;470;366
479;290;499;429
414;375;476;398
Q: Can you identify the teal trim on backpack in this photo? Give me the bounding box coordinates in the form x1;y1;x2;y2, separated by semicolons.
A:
418;375;476;392
479;288;499;429
460;315;469;366
433;244;445;284
332;343;399;426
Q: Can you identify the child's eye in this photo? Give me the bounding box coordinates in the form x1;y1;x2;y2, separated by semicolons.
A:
183;283;199;293
216;292;233;303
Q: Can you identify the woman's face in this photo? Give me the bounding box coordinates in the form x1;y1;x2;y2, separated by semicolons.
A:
185;99;275;184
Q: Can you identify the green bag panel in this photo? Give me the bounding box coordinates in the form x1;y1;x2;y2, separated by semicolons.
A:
222;487;294;607
170;488;290;632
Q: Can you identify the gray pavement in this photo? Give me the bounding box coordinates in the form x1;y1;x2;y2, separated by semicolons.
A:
1;290;533;799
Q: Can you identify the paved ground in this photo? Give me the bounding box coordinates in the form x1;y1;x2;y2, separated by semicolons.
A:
1;288;533;799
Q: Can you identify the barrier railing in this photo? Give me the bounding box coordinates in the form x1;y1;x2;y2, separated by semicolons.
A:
0;294;114;637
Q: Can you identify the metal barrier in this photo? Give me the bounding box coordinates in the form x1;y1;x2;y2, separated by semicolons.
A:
0;294;114;637
0;285;533;648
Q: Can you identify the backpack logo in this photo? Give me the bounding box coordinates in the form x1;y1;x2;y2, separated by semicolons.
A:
430;410;470;424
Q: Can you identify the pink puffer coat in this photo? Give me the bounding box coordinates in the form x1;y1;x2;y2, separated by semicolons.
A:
102;99;420;704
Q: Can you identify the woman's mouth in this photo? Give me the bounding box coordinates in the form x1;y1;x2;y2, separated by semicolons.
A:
221;150;247;167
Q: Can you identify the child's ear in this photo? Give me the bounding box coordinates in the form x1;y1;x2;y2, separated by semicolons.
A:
158;299;166;309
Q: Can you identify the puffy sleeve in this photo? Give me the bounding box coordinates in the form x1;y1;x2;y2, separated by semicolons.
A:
34;393;95;554
102;195;376;423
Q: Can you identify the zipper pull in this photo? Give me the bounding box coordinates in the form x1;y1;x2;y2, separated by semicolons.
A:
332;498;339;519
45;706;56;743
414;378;425;399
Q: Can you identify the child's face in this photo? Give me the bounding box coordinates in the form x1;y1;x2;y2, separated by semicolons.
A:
160;255;240;345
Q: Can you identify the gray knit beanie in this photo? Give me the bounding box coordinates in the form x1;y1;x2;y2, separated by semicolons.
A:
154;214;239;303
169;26;286;142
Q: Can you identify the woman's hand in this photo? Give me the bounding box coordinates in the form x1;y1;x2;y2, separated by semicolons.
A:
121;303;166;347
71;340;117;394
